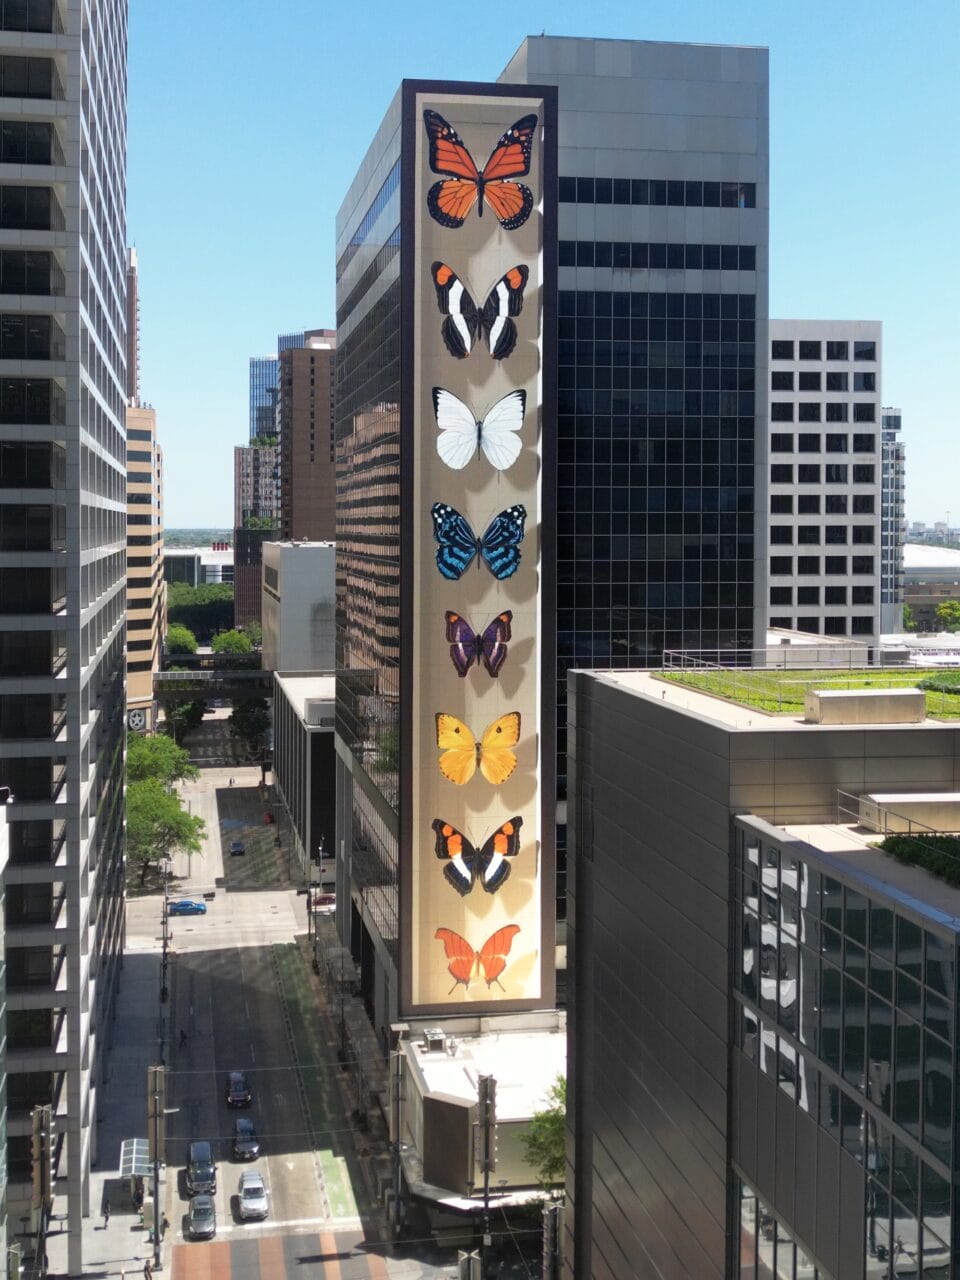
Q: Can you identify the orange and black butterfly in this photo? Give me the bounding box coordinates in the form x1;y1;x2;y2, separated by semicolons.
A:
435;924;521;992
432;816;523;896
423;109;538;231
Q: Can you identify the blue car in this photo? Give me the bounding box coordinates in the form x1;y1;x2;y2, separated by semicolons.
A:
168;899;207;916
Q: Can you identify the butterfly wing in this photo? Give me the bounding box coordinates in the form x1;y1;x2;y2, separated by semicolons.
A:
435;927;478;987
431;262;480;359
479;610;512;677
432;819;478;896
478;389;525;470
436;712;478;786
478;924;521;986
479;266;528;360
431;502;479;580
478;712;521;785
433;387;479;471
478;504;526;580
483;181;535;231
477;816;523;894
478;115;537;230
445;610;480;677
423;111;481;230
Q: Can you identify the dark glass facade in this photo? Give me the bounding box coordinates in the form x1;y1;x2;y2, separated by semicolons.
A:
248;354;278;442
733;821;956;1278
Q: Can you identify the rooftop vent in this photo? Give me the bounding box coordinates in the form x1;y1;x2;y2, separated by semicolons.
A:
422;1027;446;1053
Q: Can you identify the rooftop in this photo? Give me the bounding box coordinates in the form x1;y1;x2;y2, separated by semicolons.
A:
273;673;335;722
904;543;960;570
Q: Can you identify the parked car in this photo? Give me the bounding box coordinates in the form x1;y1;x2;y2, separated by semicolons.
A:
228;839;245;856
168;900;207;917
226;1070;252;1107
186;1140;216;1194
232;1116;259;1160
237;1169;269;1221
188;1193;216;1239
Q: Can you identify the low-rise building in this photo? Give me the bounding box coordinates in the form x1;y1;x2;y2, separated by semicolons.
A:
272;673;334;880
261;542;335;672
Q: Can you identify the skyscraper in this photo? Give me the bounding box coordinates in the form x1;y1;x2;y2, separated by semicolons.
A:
278;328;336;543
248;353;278;442
0;0;127;1268
881;407;905;633
498;36;769;805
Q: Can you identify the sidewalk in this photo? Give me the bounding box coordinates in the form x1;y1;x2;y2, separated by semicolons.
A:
44;942;171;1279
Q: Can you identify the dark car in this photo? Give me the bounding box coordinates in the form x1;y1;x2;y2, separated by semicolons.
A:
232;1116;260;1160
228;839;245;856
226;1070;252;1107
186;1140;216;1194
168;900;207;917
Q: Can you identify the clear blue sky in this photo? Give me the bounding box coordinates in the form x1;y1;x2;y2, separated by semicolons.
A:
129;0;959;528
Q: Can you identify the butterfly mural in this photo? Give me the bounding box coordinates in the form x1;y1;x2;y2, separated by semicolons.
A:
435;711;520;786
433;387;525;472
431;502;526;581
423;110;537;231
432;816;523;896
435;924;521;992
445;609;512;678
431;262;528;361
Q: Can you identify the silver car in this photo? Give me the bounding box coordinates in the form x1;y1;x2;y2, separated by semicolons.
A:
188;1194;216;1239
238;1169;268;1221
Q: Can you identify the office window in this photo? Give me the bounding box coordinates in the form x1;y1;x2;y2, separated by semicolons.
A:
770;557;793;575
853;495;875;514
771;340;794;360
852;526;875;544
852;586;874;605
797;586;819;605
825;557;847;574
770;495;793;514
825;464;848;484
854;341;876;361
770;616;793;629
798;557;820;574
796;526;818;545
825;586;847;605
770;526;793;545
826;404;848;423
798;433;821;452
825;433;848;452
797;494;820;514
770;587;792;606
770;464;793;484
853;464;875;483
798;371;821;391
854;403;876;423
798;464;821;483
771;371;793;391
854;372;876;392
825;526;847;544
771;403;793;422
851;617;874;635
824;617;847;636
853;433;876;452
799;340;821;360
826;371;849;391
826;494;848;514
826;340;849;360
852;556;875;574
798;616;820;633
798;403;821;422
771;433;793;452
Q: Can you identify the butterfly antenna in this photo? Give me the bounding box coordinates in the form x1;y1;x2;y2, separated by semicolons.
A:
490;976;506;991
448;978;461;996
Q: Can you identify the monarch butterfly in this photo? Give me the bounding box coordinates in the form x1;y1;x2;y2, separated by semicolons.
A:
423;109;537;231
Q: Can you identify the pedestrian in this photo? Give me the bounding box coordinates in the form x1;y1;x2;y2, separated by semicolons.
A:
143;1260;153;1280
161;1214;170;1240
102;1199;110;1229
179;1028;187;1048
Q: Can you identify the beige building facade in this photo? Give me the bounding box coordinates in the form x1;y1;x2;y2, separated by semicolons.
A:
126;405;165;730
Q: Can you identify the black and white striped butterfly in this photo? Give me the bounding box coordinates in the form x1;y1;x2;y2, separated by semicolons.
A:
432;387;525;471
430;261;528;360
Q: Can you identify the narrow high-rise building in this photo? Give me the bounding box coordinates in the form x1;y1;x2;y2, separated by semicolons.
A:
278;328;336;542
0;0;127;1268
881;407;905;633
767;322;883;643
248;353;278;442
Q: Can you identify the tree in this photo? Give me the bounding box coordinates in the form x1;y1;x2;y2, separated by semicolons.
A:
212;628;253;655
126;779;205;884
230;698;271;756
166;623;198;655
166;583;234;642
243;620;263;648
242;515;277;531
127;734;199;785
521;1074;566;1190
935;601;960;633
903;604;918;632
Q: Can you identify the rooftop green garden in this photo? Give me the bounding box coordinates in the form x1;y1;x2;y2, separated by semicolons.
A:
659;668;960;719
879;834;960;887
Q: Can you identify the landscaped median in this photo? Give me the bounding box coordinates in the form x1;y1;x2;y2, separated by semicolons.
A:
659;667;960;718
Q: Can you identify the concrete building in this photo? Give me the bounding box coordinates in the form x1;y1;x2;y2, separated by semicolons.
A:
0;0;127;1268
881;408;905;633
233;440;279;528
163;543;233;587
261;541;335;672
125;251;164;733
568;664;960;1280
767;321;883;644
500;36;770;806
278;329;336;543
234;526;272;629
903;543;960;632
272;673;334;880
0;791;9;1269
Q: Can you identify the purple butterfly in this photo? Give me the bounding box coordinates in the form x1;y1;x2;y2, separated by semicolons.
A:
444;609;513;678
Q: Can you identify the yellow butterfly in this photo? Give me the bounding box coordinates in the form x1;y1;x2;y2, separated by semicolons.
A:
435;711;521;786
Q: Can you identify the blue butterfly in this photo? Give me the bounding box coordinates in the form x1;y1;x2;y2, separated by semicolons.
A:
431;502;527;580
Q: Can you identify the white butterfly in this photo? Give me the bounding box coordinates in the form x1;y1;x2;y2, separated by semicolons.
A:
432;387;526;471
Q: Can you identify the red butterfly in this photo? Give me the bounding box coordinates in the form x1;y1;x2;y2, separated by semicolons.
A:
423;110;537;231
435;924;521;992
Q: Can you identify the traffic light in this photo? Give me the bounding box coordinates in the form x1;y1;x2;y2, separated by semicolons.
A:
147;1065;166;1162
30;1104;54;1214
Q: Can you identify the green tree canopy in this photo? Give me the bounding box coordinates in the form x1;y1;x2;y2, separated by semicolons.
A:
127;734;199;784
243;620;263;648
936;601;960;633
166;623;198;655
902;604;918;632
166;582;234;642
212;628;253;655
521;1074;566;1189
126;779;205;883
230;697;271;755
